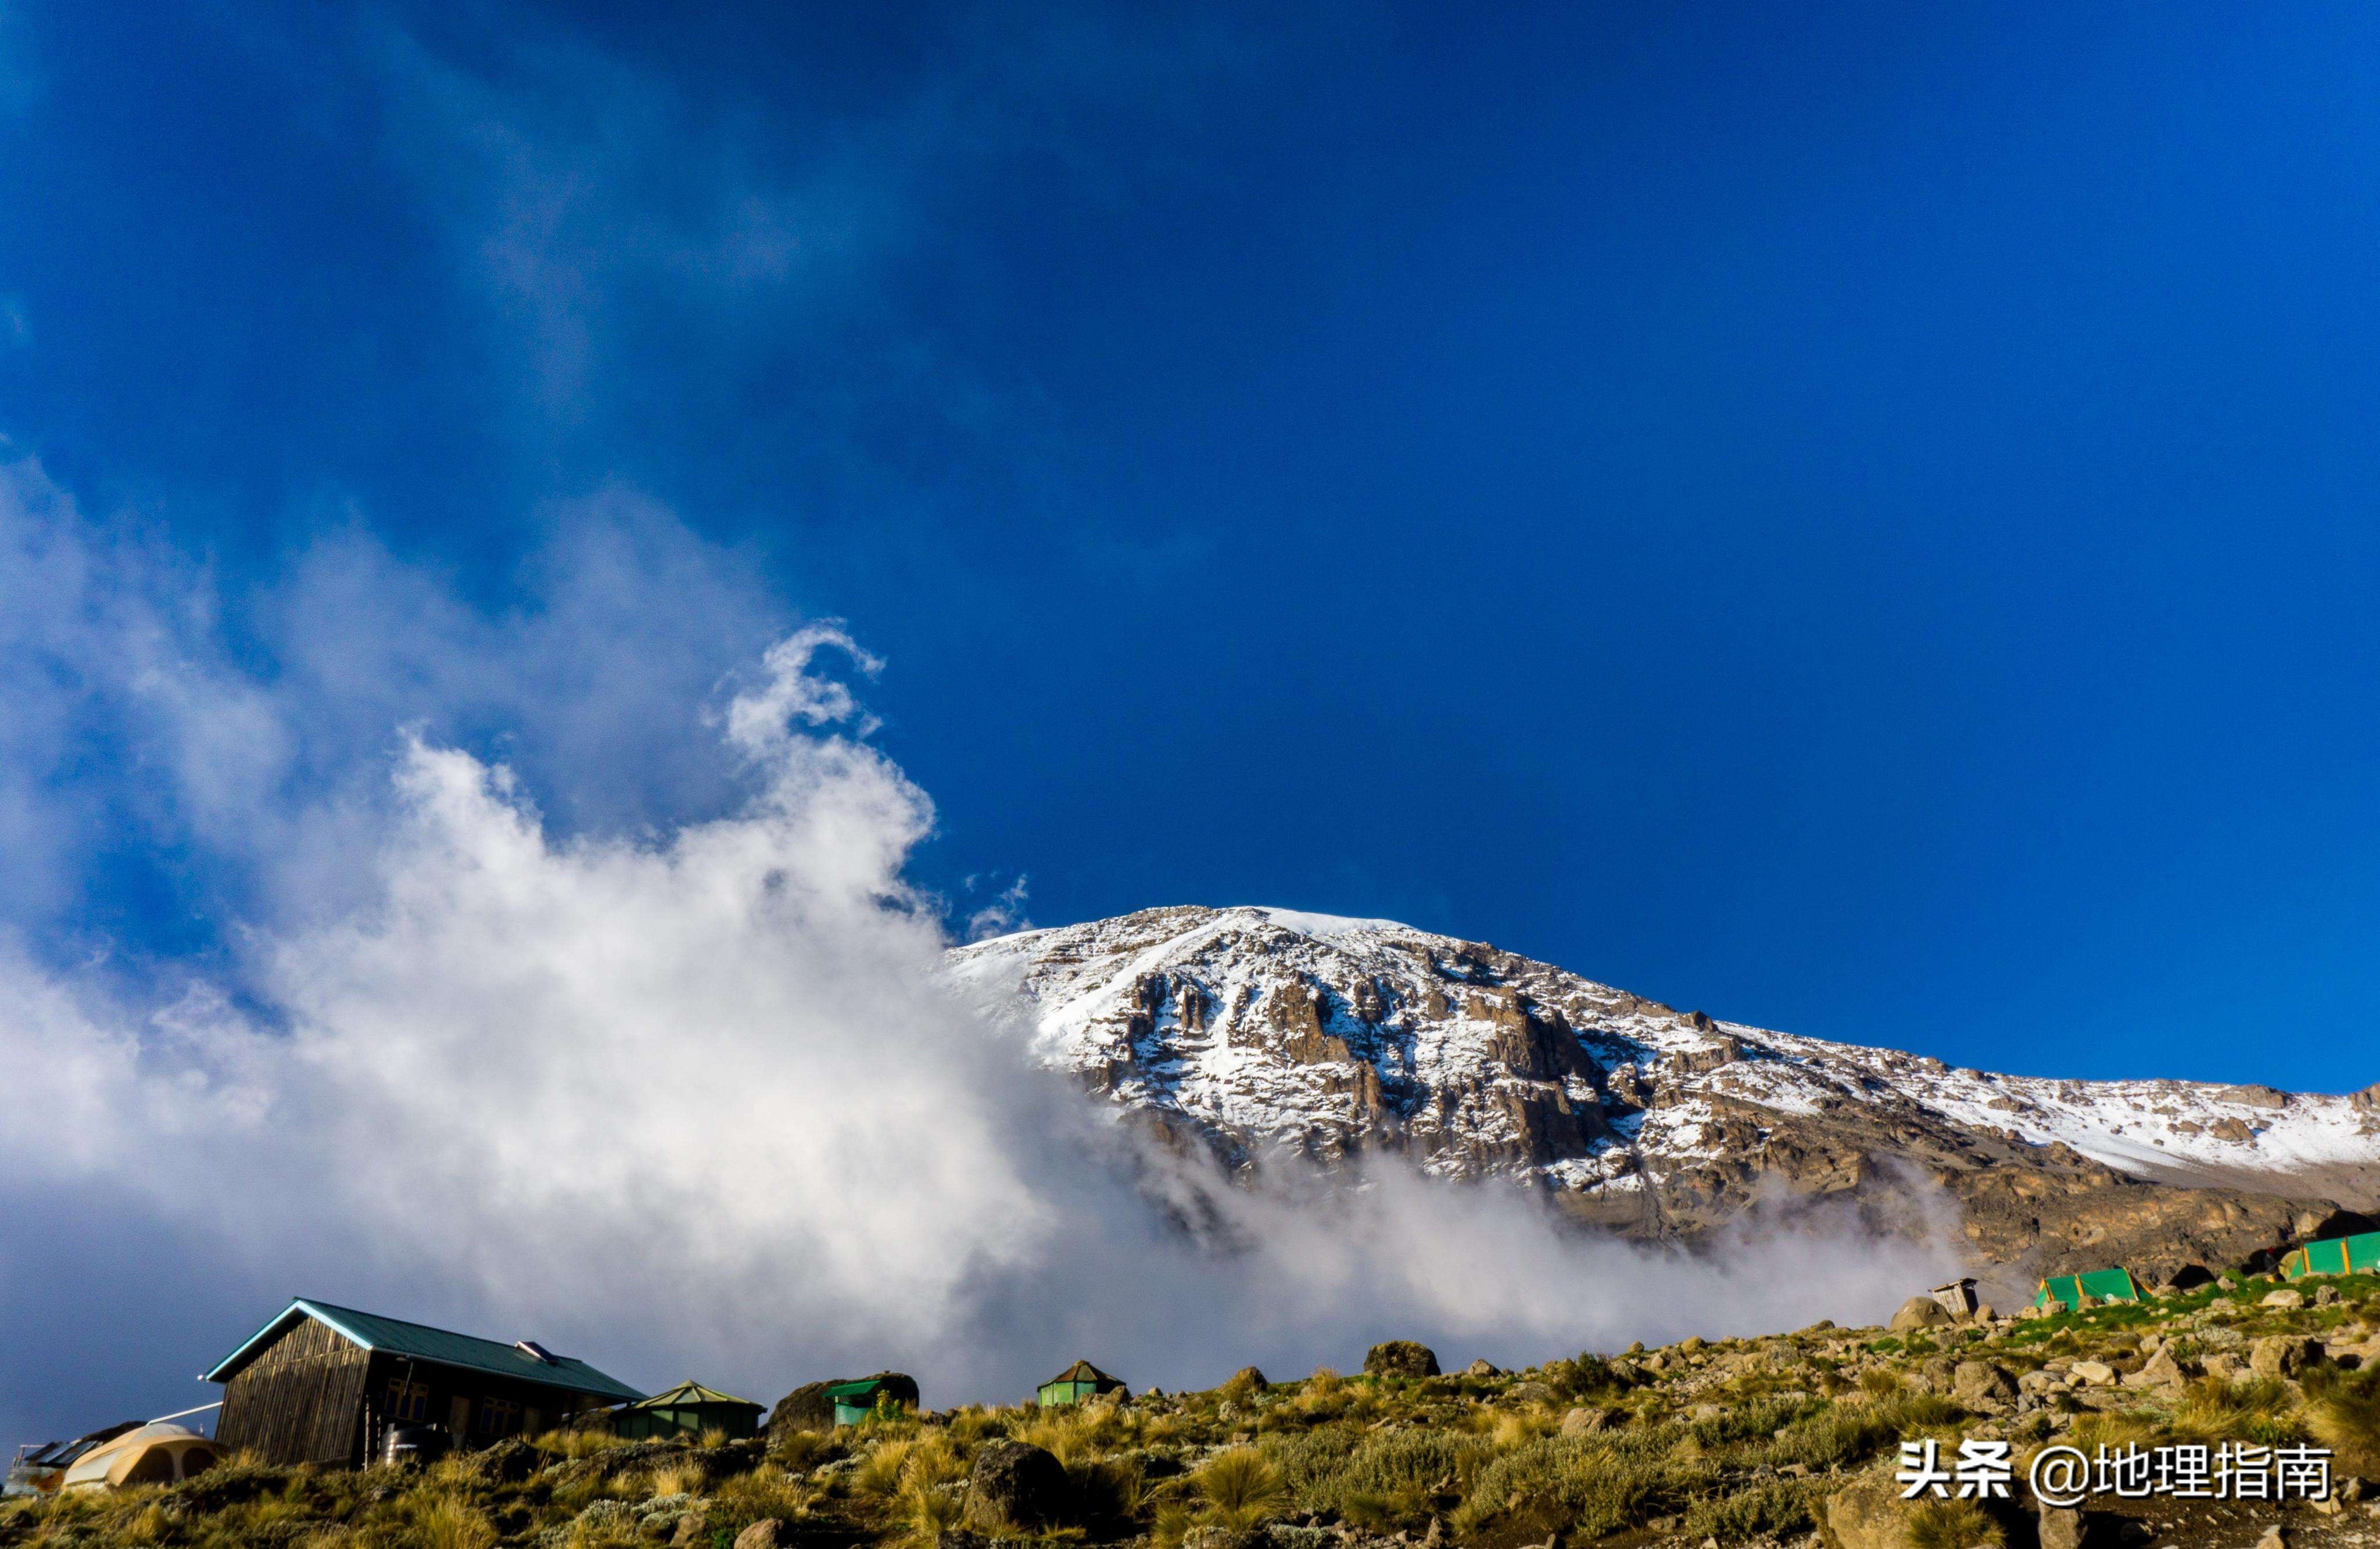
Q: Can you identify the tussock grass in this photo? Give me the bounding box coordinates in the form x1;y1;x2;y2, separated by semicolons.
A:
1906;1496;2004;1549
47;1270;2380;1549
2304;1364;2380;1476
1193;1447;1289;1530
2169;1376;2302;1446
411;1492;499;1549
852;1438;915;1498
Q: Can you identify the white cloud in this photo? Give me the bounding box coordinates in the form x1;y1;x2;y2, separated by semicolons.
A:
0;457;1960;1443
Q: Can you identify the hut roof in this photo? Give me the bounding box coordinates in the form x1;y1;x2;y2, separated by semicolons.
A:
1043;1360;1121;1387
632;1381;763;1411
203;1299;643;1402
826;1378;891;1400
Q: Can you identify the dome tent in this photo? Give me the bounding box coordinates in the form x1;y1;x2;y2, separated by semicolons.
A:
59;1425;223;1491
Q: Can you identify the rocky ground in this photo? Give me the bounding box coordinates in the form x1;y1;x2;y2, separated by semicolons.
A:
17;1272;2380;1549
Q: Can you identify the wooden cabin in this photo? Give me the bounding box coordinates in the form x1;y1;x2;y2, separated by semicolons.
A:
205;1299;644;1466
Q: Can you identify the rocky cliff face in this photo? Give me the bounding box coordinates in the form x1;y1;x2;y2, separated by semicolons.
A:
948;906;2380;1281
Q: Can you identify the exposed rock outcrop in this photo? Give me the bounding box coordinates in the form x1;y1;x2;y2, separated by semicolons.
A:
950;906;2380;1274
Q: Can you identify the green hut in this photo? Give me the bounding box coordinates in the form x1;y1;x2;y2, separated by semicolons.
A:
1037;1360;1126;1408
827;1377;912;1426
2032;1267;2142;1310
2282;1232;2380;1279
613;1381;766;1441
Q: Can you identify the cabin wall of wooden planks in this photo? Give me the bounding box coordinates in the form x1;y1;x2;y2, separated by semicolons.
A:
214;1318;372;1466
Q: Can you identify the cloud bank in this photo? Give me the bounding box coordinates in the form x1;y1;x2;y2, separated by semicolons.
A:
0;457;1959;1443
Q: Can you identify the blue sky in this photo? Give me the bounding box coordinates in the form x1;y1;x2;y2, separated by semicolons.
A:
5;0;2380;1102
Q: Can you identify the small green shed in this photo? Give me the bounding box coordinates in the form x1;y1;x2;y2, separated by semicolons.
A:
1037;1360;1126;1408
2033;1267;2142;1310
613;1381;766;1441
2283;1232;2380;1279
827;1378;911;1427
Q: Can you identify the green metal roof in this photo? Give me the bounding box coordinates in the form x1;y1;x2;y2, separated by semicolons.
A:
633;1381;762;1411
825;1378;890;1400
202;1299;644;1403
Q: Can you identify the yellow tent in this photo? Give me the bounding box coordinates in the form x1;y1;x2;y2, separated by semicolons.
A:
59;1424;223;1491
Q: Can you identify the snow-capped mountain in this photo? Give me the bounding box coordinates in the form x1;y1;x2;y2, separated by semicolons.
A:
949;905;2380;1277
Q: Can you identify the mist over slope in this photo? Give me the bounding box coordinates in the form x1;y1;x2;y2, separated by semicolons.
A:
955;905;2380;1283
0;465;1955;1443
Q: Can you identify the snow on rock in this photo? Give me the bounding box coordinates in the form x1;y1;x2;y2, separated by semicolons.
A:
948;906;2380;1221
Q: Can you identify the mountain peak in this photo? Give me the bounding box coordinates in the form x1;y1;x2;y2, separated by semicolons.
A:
952;905;2380;1279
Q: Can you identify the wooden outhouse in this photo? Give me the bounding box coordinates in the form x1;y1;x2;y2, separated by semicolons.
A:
205;1299;643;1466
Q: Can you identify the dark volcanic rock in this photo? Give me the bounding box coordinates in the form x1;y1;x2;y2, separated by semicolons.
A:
766;1371;920;1440
465;1437;541;1484
1364;1340;1441;1379
965;1439;1072;1529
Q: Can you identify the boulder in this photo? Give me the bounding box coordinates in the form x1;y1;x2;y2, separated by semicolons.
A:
694;1438;766;1479
1890;1296;1955;1332
2317;1286;2340;1306
1954;1361;2017;1404
2039;1504;2085;1549
965;1440;1071;1530
2069;1360;2115;1386
767;1371;920;1440
1363;1341;1441;1379
1825;1469;1917;1549
2264;1288;2307;1310
1560;1406;1614;1436
2204;1352;2248;1381
1226;1365;1269;1391
2250;1336;2321;1381
733;1521;783;1549
2122;1348;2189;1389
466;1437;542;1484
1508;1381;1556;1405
1463;1358;1503;1378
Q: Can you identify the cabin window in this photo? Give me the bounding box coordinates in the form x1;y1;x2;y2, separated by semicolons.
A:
386;1379;431;1423
477;1397;523;1438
